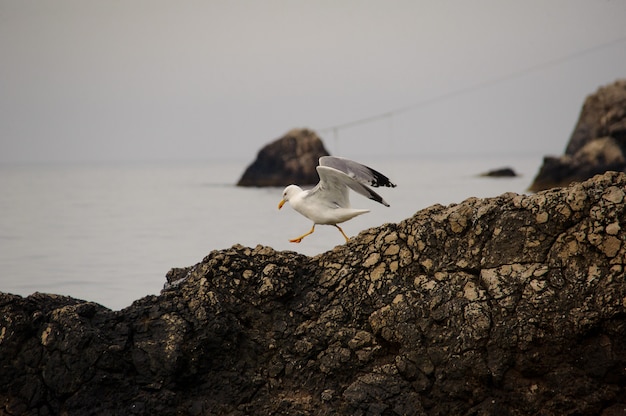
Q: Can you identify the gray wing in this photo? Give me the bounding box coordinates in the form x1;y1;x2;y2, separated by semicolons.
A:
319;156;396;188
309;164;391;207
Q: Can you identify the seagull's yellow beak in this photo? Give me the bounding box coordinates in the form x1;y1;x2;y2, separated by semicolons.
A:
278;199;286;210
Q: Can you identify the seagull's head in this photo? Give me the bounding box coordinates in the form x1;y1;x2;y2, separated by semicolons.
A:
278;185;302;209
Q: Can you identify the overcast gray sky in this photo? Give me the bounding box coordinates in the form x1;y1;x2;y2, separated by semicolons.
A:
1;1;626;163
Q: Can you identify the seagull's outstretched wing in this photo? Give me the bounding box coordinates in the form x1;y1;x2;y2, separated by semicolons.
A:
319;156;396;188
309;157;395;207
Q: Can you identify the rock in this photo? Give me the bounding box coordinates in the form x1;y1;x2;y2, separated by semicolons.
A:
236;128;330;187
2;171;626;415
480;167;518;177
530;79;626;192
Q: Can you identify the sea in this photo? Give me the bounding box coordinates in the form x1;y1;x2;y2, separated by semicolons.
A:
1;154;544;310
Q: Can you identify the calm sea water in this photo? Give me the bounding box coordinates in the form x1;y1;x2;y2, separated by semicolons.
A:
1;154;543;310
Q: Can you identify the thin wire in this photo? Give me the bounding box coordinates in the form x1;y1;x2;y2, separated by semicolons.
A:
318;35;626;135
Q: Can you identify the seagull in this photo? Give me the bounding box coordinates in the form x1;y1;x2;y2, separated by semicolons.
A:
278;156;396;243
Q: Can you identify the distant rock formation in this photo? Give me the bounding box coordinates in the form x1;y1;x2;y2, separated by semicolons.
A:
237;128;330;187
529;79;626;192
2;171;626;415
479;166;518;177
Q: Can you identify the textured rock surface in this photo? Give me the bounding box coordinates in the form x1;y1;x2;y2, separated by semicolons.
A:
237;128;330;187
530;79;626;192
2;171;626;415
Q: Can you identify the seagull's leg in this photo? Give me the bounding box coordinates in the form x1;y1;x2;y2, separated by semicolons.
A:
335;225;350;242
289;224;316;243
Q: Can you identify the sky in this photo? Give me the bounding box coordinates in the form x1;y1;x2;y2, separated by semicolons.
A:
1;1;626;164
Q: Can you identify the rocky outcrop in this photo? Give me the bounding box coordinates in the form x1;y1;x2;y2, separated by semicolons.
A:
2;171;626;415
237;128;330;187
529;79;626;192
479;167;518;177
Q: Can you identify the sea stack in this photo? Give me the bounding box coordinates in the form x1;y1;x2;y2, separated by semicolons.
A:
529;79;626;192
237;128;330;187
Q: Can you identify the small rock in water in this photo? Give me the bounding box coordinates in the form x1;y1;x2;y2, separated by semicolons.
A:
480;167;518;177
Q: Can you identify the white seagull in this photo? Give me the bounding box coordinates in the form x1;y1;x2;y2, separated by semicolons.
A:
278;156;396;243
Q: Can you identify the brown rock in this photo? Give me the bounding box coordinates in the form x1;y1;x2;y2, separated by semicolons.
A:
2;171;626;415
236;128;330;187
480;167;518;177
530;79;626;191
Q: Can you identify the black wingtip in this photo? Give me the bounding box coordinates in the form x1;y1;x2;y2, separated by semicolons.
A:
365;188;391;207
367;167;396;188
